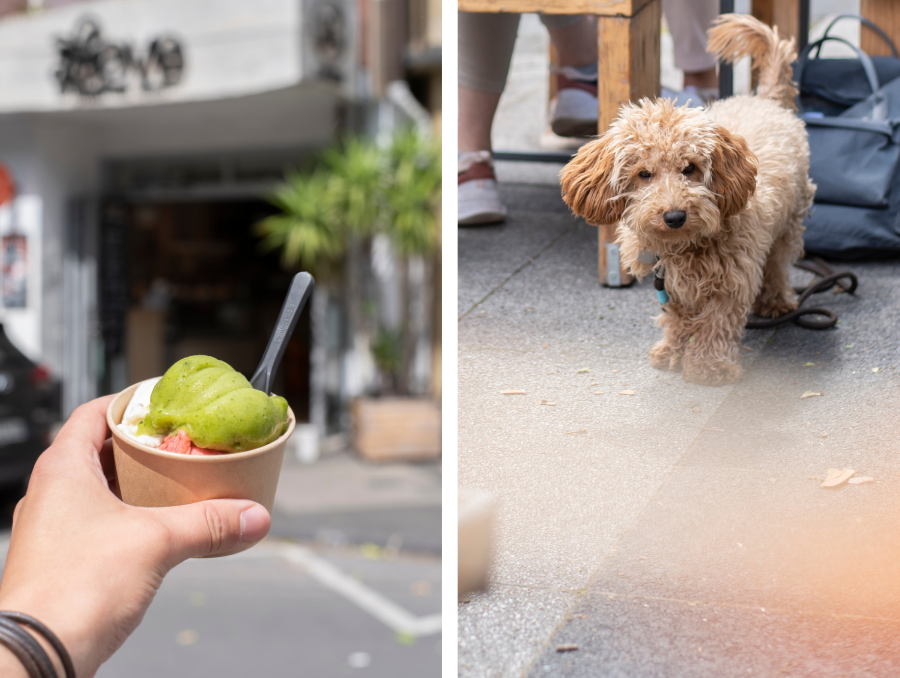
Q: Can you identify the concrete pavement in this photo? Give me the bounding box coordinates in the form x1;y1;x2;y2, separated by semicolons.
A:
457;179;900;677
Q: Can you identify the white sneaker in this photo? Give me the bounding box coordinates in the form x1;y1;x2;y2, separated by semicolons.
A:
550;66;598;137
458;151;507;225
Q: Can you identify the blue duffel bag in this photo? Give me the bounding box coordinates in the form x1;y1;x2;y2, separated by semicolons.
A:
797;16;900;259
795;14;900;116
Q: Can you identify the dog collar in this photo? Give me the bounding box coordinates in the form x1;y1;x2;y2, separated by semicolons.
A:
639;249;669;305
654;269;669;305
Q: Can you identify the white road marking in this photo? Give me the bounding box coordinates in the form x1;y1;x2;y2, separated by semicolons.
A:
238;542;442;637
0;535;441;638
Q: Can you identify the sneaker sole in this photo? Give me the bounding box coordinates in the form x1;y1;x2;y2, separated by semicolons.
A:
459;210;507;226
550;117;598;138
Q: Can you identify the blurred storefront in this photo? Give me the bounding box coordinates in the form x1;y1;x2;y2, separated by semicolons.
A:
0;0;441;440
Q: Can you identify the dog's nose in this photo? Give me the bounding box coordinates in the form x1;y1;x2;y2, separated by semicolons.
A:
663;210;687;229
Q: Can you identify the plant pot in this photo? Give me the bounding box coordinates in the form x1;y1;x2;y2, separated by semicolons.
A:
352;397;441;462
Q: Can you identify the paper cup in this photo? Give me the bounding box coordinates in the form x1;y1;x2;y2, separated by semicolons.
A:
108;379;296;557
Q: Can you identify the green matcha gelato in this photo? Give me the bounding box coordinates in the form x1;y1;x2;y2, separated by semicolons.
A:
137;355;289;453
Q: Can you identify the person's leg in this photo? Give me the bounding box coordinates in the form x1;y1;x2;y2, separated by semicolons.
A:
663;0;719;99
542;15;600;137
457;12;520;223
543;14;597;68
458;88;502;154
458;11;521;153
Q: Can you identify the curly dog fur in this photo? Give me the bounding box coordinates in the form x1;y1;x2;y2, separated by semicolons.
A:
560;14;815;386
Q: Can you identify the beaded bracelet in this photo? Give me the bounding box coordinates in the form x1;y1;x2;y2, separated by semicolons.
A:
0;612;75;678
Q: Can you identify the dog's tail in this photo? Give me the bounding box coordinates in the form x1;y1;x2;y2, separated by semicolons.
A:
707;13;797;110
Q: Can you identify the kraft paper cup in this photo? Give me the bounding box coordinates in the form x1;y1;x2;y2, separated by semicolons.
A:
108;379;296;557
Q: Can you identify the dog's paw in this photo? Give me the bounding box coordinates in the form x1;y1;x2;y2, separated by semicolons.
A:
649;341;681;371
752;296;798;319
681;359;742;386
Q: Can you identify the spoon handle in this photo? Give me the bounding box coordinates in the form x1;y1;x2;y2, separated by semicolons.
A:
250;272;314;394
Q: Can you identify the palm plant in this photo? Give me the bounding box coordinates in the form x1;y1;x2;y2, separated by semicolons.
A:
320;137;384;235
255;169;345;278
381;128;441;393
257;127;441;396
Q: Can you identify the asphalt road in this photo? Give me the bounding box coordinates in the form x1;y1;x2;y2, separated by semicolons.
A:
0;449;442;678
95;541;441;678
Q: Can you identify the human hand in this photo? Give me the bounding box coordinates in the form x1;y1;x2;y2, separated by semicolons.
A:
0;395;271;678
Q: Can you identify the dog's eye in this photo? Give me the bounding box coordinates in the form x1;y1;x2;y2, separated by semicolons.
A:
639;170;652;179
682;164;696;176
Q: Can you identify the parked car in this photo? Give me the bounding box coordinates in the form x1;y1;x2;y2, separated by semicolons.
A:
0;324;61;490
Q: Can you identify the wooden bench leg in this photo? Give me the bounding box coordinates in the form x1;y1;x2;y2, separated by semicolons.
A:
596;0;660;287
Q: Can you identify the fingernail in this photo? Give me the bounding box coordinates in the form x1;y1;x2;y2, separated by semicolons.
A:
239;504;270;542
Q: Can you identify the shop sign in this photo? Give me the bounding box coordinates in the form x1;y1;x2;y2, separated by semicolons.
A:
55;18;184;97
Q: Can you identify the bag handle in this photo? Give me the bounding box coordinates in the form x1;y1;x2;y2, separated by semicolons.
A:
797;36;881;97
821;13;899;58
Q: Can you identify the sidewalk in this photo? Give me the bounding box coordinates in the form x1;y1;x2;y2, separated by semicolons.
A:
271;450;442;555
457;178;900;677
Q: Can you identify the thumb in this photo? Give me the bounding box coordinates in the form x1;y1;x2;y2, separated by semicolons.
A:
151;499;271;564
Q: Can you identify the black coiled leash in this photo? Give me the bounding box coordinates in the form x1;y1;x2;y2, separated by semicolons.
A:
745;257;858;330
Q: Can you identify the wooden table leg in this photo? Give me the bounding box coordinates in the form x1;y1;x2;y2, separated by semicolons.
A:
596;0;661;134
751;0;800;44
596;0;659;286
861;0;900;56
598;223;633;287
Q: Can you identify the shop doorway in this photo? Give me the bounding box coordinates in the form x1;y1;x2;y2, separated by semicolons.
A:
100;199;311;421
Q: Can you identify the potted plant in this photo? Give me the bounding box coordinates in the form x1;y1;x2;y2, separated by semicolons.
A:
256;127;441;461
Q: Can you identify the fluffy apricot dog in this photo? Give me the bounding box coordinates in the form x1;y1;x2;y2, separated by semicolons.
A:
560;14;815;386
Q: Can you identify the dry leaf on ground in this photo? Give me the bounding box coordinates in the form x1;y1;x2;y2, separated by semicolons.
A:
556;644;579;652
501;390;526;395
800;391;822;399
565;429;588;435
593;391;604;395
577;368;590;373
821;468;855;488
848;476;874;485
619;390;636;395
540;400;556;406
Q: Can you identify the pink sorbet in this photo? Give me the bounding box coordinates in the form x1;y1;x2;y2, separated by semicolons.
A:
158;430;223;456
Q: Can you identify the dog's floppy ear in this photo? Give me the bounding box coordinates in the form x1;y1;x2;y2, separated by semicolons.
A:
559;133;625;225
709;126;758;219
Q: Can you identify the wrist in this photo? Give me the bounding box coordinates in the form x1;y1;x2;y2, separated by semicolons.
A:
0;643;30;678
0;594;87;678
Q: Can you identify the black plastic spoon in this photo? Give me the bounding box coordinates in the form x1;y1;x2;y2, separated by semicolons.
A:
249;272;314;394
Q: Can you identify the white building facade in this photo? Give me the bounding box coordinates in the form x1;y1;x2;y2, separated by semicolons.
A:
0;0;438;437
